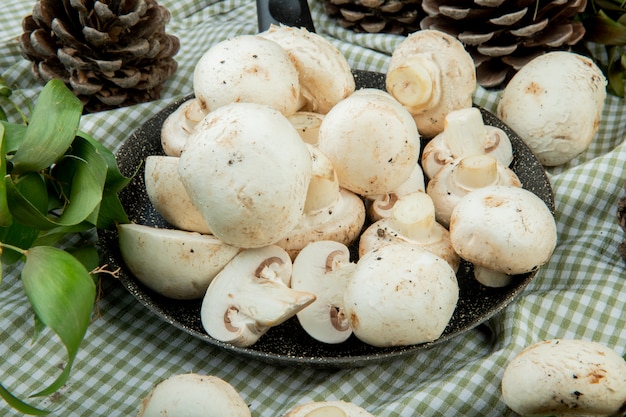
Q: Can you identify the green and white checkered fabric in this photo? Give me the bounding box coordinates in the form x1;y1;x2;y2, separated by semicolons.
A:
1;0;625;415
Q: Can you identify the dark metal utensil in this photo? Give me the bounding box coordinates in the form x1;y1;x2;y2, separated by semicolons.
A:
256;0;315;32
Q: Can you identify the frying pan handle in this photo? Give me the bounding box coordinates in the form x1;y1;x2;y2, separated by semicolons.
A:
256;0;316;32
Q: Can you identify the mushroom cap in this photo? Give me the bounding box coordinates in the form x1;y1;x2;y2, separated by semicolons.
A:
344;243;458;347
178;102;312;248
426;154;521;228
144;155;212;234
449;185;557;275
260;25;355;114
317;88;421;196
193;34;300;116
160;97;205;157
496;51;607;166
200;245;316;347
282;400;376;417
501;339;626;416
137;373;251;417
387;29;476;137
117;223;239;300
291;240;356;344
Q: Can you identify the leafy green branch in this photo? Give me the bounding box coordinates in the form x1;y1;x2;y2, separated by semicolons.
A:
0;77;130;414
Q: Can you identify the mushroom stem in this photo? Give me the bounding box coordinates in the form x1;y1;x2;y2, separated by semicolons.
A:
389;192;442;244
443;107;487;157
304;145;340;214
473;266;514;288
386;53;440;110
451;154;499;190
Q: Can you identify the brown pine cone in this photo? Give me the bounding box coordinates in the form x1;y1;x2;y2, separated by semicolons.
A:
420;0;587;88
322;0;423;35
19;0;179;113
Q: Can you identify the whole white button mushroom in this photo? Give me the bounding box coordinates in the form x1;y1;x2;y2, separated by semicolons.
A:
282;400;376;417
359;192;459;272
193;34;301;116
426;154;521;229
260;25;355;114
178;102;312;249
449;185;557;281
317;88;421;197
201;245;316;347
386;29;476;137
344;243;459;347
501;339;626;416
137;373;251;417
144;155;211;234
496;51;607;166
421;107;513;180
117;223;240;300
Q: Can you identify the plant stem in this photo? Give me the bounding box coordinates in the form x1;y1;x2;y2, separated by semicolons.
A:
0;242;26;256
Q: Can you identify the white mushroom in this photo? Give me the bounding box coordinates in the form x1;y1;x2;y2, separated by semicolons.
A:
137;373;251;417
117;223;239;300
282;400;376;417
449;185;557;286
291;240;356;344
275;145;366;259
201;245;316;347
359;192;459;272
497;51;607;166
288;111;325;145
501;339;626;416
386;29;476;137
344;243;458;347
178;102;312;249
421;107;513;180
160;97;205;157
366;162;426;222
260;25;355;114
192;34;300;116
426;154;521;228
317;88;421;196
144;155;211;234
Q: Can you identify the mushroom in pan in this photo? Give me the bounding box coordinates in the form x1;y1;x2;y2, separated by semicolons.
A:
317;88;420;197
386;29;476;137
426;154;521;229
137;373;251;417
449;185;557;287
501;339;626;416
359;191;459;272
201;245;316;347
275;145;365;259
144;155;211;234
366;162;426;222
497;51;607;166
192;34;301;116
117;223;239;300
291;240;356;344
178;102;312;249
160;97;205;157
421;107;513;180
282;400;376;417
260;25;355;114
344;242;459;347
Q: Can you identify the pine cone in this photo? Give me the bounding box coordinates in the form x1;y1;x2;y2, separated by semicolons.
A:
19;0;179;113
420;0;587;88
322;0;423;35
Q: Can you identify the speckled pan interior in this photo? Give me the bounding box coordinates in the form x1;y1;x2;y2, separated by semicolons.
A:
98;70;554;369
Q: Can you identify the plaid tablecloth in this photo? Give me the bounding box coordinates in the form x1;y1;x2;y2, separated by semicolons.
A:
1;0;625;415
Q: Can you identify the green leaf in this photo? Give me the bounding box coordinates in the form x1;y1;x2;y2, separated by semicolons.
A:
52;136;107;227
67;245;100;273
0;384;49;415
94;193;130;229
5;173;56;230
607;46;626;96
10;79;82;175
20;246;96;397
0;121;27;155
583;10;626;44
76;131;131;194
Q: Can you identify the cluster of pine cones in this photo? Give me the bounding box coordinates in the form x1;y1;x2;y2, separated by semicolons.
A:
19;0;179;113
322;0;587;88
